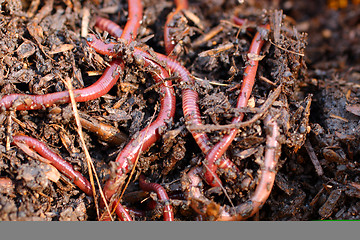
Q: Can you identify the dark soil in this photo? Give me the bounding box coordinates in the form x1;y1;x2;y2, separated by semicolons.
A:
0;0;359;221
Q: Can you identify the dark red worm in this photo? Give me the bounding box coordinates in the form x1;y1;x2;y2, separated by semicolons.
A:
95;17;123;39
12;134;133;221
164;0;189;56
113;202;133;221
88;24;220;158
217;115;280;220
12;135;93;196
100;201;133;221
99;52;176;202
120;0;143;43
203;24;271;187
0;61;123;111
184;115;281;220
86;35;240;183
139;174;174;221
232;16;247;27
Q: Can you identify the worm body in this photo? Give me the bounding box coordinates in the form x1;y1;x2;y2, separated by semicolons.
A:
101;55;176;201
217;116;280;220
12;134;133;221
120;0;143;43
139;174;174;221
203;25;270;186
12;135;93;195
114;202;133;221
0;61;122;111
184;116;281;220
164;0;189;56
95;17;123;38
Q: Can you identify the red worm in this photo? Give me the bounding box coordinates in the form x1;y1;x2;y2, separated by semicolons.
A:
232;16;247;27
12;135;93;196
114;202;133;221
184;115;281;220
203;25;271;187
139;174;174;221
12;134;133;221
0;61;122;111
100;51;176;201
120;0;143;43
101;201;133;221
86;35;240;182
164;0;189;56
217;115;280;220
95;17;123;39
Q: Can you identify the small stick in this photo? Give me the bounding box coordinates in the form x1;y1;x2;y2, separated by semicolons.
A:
64;76;113;221
304;138;324;176
192;25;224;47
188;84;282;133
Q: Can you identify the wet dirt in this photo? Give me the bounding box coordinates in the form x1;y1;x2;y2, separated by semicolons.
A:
0;0;359;221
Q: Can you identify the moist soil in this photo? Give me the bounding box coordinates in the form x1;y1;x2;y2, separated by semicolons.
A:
0;0;359;221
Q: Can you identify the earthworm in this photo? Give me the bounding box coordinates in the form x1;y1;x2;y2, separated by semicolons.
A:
217;115;281;220
120;0;143;43
139;174;174;221
12;135;93;196
0;61;122;111
95;17;123;39
232;16;247;27
113;202;133;221
164;0;189;56
86;35;240;181
12;134;133;221
100;201;133;221
95;0;186;54
184;115;281;220
101;52;176;201
203;25;271;187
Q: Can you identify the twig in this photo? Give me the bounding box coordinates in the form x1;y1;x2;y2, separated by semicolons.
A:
64;76;113;221
259;76;277;86
203;163;234;207
268;39;305;57
304;138;324;176
192;25;224;47
192;76;229;87
5;111;14;151
188;84;282;133
198;43;234;57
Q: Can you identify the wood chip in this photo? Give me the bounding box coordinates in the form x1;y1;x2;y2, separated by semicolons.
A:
199;42;234;57
346;104;360;117
16;41;36;58
48;44;74;55
329;114;349;122
183;9;204;30
81;7;90;38
192;25;223;47
248;53;266;61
